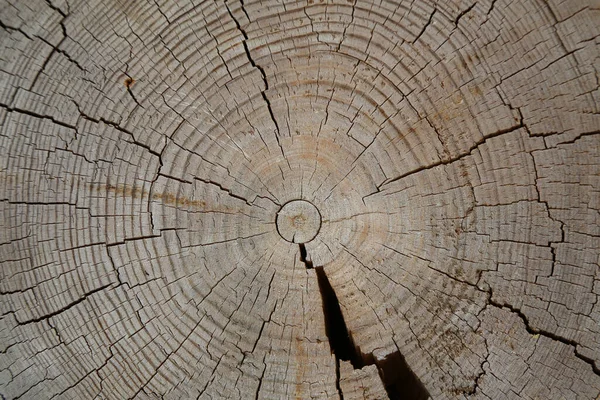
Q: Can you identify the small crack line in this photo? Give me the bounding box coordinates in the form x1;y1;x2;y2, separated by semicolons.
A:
364;121;524;201
15;283;113;325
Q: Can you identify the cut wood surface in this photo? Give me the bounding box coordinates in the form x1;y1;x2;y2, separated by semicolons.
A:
0;0;599;399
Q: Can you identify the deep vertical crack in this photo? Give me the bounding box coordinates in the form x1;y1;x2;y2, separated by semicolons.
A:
299;246;430;399
314;265;360;366
298;244;314;269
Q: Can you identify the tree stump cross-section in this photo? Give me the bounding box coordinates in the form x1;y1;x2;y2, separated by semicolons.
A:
0;0;599;399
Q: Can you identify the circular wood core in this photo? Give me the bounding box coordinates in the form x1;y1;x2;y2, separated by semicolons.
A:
276;200;322;243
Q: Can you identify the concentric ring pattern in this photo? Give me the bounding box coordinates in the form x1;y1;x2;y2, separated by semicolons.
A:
1;0;599;399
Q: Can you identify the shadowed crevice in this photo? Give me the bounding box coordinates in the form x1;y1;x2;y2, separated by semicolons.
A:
375;351;430;400
314;266;360;366
299;243;314;269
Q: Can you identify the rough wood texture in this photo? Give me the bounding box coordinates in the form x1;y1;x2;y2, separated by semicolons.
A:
0;0;599;399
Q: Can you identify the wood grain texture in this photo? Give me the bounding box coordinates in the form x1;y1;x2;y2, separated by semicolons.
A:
0;0;599;399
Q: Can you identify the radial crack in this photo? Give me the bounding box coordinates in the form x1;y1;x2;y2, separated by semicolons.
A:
412;8;436;44
225;1;289;166
15;283;112;325
363;120;525;201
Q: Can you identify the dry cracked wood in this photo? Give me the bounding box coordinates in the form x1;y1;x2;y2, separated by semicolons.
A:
0;0;599;399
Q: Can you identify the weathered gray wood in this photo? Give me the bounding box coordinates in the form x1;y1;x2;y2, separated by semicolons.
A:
0;0;599;399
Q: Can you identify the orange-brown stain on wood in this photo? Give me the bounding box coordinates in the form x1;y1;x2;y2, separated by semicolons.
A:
469;85;483;97
0;172;15;185
430;92;466;125
124;77;135;88
91;183;236;212
105;183;144;198
355;217;370;245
